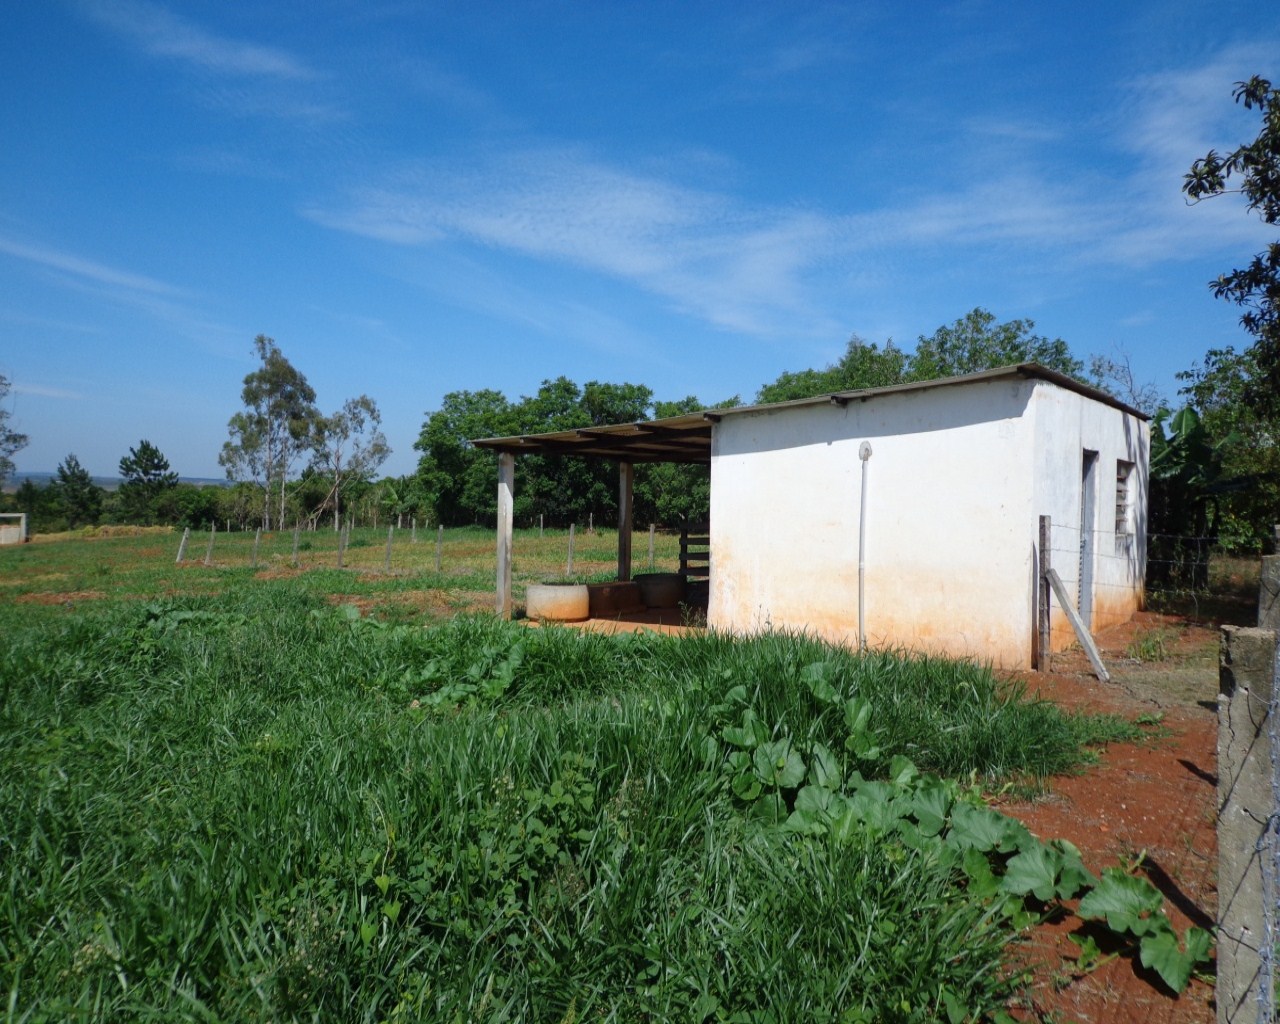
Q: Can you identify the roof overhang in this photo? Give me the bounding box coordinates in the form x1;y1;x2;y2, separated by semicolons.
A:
470;363;1149;464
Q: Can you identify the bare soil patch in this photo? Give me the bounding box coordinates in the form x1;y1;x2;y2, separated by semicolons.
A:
1000;611;1222;1023
15;590;109;605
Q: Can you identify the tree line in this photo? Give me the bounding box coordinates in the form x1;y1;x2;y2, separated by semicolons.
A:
1;75;1276;551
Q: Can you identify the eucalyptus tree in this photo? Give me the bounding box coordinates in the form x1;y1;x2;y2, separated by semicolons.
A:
0;374;28;487
311;395;390;530
219;335;319;530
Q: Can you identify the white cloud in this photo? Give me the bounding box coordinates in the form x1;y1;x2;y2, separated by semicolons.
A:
79;0;316;80
0;234;183;296
13;383;84;400
307;149;842;338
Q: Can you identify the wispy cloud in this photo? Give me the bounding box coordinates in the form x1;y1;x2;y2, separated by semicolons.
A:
79;0;316;80
0;234;183;296
304;40;1279;344
306;148;843;338
13;383;84;400
0;231;240;357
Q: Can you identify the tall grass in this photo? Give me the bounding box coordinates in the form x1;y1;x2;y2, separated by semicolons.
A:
0;583;1131;1021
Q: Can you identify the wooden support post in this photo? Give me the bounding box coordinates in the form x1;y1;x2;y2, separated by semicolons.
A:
292;524;301;567
648;523;655;569
252;528;262;569
176;527;190;563
539;513;544;538
203;523;216;567
1038;516;1051;671
435;525;443;572
1046;569;1110;682
337;528;347;569
567;523;576;576
496;452;514;618
411;517;417;544
617;462;633;582
384;525;394;572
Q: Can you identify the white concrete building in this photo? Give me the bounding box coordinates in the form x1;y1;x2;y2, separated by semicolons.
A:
476;364;1149;670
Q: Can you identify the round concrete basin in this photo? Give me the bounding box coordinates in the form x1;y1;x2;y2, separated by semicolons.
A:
525;583;590;622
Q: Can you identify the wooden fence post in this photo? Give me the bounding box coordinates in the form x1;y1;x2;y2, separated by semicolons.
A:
567;523;576;576
292;524;301;568
203;523;216;567
435;525;443;572
1038;515;1051;671
648;524;655;569
175;527;190;563
337;528;347;569
384;526;394;572
252;527;262;569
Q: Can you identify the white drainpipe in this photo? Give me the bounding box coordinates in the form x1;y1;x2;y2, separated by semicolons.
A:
858;441;873;651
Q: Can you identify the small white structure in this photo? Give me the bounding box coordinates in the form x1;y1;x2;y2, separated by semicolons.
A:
0;512;27;545
476;365;1149;670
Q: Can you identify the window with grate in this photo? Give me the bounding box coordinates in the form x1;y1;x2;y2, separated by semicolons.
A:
1115;460;1134;550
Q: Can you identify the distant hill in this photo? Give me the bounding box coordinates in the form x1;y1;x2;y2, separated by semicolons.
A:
3;472;230;494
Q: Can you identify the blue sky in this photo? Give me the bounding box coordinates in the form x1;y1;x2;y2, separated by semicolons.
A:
2;1;1277;480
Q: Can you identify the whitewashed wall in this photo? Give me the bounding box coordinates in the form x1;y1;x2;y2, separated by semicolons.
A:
707;377;1148;669
1028;386;1149;641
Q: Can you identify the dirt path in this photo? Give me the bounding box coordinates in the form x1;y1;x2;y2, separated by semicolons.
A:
1000;612;1222;1023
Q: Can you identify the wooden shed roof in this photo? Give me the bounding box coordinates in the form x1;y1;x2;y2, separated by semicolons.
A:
470;363;1148;465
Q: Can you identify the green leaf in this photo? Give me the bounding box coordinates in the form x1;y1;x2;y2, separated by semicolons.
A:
753;739;806;789
723;709;767;749
960;847;1001;900
910;781;953;838
1000;842;1059;902
800;661;841;703
1046;839;1096;899
808;742;842;789
1077;868;1164;935
887;755;919;787
946;802;1013;853
732;772;762;802
1138;926;1213;993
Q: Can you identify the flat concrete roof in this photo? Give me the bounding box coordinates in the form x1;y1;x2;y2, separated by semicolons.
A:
470;362;1149;465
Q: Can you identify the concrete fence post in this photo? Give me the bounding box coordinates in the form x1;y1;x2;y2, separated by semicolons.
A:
1217;624;1278;1023
1260;553;1280;632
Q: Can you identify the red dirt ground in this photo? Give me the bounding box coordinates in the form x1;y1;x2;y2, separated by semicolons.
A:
999;611;1222;1023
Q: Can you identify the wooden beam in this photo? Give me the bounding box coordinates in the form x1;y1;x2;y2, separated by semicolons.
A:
496;452;514;618
617;461;633;582
1045;568;1110;682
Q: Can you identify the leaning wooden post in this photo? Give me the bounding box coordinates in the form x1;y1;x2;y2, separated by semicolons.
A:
496;452;515;618
251;527;262;569
203;522;216;567
175;527;190;563
648;523;656;569
1038;515;1052;671
617;461;634;582
435;525;443;572
384;525;394;572
567;523;576;576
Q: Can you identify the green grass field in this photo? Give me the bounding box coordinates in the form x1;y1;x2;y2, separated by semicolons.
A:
2;531;1191;1023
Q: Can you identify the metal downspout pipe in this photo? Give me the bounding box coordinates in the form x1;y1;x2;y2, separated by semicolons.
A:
858;441;872;651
